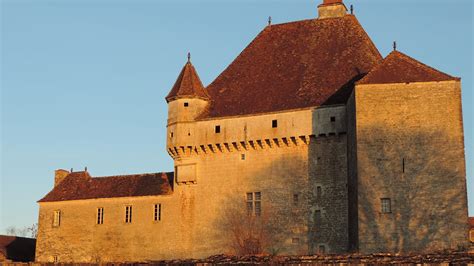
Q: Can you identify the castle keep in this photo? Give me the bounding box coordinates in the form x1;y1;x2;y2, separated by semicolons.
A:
35;0;469;263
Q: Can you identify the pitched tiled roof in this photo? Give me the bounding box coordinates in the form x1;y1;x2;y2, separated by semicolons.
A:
357;50;459;85
202;15;382;118
166;61;209;102
39;171;174;202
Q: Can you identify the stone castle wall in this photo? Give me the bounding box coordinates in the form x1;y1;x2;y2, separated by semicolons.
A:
353;80;469;253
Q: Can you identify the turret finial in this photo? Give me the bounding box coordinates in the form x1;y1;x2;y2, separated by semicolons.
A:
268;16;272;26
393;41;397;51
187;52;191;63
350;4;354;14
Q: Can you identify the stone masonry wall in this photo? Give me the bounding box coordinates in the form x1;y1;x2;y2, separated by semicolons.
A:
354;80;469;253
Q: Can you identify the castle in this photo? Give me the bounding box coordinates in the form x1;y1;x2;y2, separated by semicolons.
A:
35;0;469;263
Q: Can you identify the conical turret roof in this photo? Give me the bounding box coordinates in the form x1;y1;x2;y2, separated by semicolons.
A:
166;59;210;102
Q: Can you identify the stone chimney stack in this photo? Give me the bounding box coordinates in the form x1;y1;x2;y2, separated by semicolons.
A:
54;169;70;187
318;0;347;19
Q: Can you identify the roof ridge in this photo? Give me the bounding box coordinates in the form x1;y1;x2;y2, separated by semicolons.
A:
91;172;172;179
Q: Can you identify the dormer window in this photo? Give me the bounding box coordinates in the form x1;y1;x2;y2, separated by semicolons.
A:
184;102;189;107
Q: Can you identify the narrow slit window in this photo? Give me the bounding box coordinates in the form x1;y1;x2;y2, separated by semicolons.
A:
314;210;321;224
402;158;405;173
53;210;61;227
154;204;161;221
272;119;278;128
215;125;221;133
316;186;322;200
381;198;391;213
97;208;104;225
125;205;133;223
241;154;246;160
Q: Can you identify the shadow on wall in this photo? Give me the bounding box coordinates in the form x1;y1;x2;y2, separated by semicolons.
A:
214;154;310;256
357;126;468;253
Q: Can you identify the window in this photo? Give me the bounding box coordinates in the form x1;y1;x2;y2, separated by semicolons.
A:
241;154;246;160
402;158;405;173
319;245;326;254
316;186;322;200
215;125;221;133
314;210;321;224
292;237;300;244
272;119;278;128
184;102;189;107
53;210;61;227
293;194;299;206
97;208;104;225
52;255;58;263
381;198;391;213
170;132;173;138
246;192;261;216
125;205;133;223
330;116;336;122
154;204;161;221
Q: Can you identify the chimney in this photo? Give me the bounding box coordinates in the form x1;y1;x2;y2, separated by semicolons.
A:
318;0;347;19
54;169;70;187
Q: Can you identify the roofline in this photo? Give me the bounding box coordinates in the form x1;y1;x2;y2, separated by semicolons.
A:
38;192;175;204
355;79;461;87
166;95;210;103
195;104;347;122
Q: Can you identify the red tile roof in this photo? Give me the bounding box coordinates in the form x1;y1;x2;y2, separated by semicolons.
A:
166;61;209;102
202;15;382;118
357;50;459;85
39;171;173;202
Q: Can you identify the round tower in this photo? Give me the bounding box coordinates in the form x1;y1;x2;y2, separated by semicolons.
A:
165;54;210;154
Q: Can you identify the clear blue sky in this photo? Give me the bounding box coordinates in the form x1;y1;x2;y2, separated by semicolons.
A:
1;0;472;233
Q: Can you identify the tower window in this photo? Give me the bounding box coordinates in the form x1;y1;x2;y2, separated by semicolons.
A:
293;194;299;206
314;210;321;224
215;125;221;133
330;116;336;122
125;205;133;223
97;208;104;225
319;245;326;254
184;102;189;107
246;192;261;216
272;119;278;128
154;204;161;221
316;186;322;200
53;210;61;227
241;154;246;160
381;198;391;213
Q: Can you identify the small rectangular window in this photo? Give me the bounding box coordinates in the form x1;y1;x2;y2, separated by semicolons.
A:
125;205;133;223
170;132;174;138
293;194;299;206
53;210;61;227
241;154;246;160
97;208;104;225
184;102;189;107
381;198;391;213
53;256;58;263
215;125;221;133
319;245;326;254
402;158;405;173
154;204;161;221
272;119;278;128
330;116;336;122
